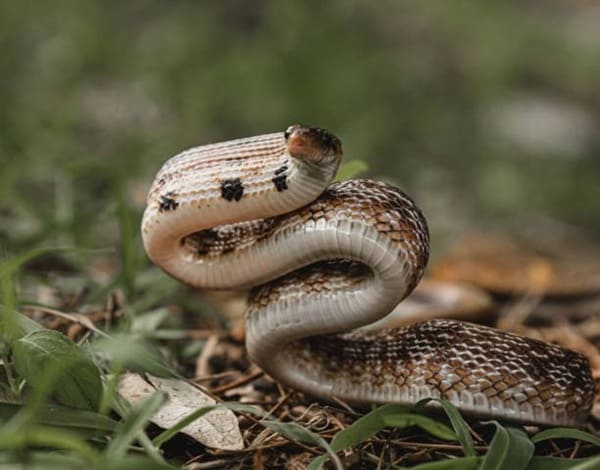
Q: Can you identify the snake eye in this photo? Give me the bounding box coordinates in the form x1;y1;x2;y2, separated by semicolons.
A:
319;131;332;147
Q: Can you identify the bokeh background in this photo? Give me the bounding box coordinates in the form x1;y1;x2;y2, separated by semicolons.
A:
2;0;600;271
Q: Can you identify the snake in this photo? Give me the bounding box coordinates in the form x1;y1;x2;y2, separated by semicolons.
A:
141;124;595;426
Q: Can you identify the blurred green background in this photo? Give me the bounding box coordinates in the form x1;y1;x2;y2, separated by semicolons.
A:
1;0;600;265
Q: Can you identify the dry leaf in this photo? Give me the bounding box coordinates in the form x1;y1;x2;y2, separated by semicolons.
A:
118;372;244;450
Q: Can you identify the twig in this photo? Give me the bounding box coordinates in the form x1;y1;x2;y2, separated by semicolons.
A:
388;439;488;452
195;334;220;378
209;370;264;394
193;370;240;383
569;440;581;459
21;304;111;338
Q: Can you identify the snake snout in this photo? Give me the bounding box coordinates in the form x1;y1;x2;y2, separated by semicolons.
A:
284;124;343;164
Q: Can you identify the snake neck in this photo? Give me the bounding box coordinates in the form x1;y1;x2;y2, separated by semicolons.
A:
141;132;340;287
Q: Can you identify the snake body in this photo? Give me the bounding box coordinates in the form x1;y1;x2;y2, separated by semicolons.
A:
142;125;594;426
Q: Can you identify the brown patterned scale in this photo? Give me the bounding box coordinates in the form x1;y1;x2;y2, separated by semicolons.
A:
142;125;595;426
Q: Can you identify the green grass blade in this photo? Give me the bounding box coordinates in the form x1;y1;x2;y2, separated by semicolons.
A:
382;413;456;441
115;181;140;297
0;305;43;345
106;391;167;459
328;408;457;452
417;399;477;457
261;420;329;448
571;455;600;470
480;422;533;470
101;455;177;470
307;455;327;470
532;427;600;447
402;456;482;469
314;403;456;469
527;457;597;470
0;425;100;463
329;404;412;451
330;404;396;451
92;334;174;377
0;450;87;470
0;401;117;433
135;432;174;468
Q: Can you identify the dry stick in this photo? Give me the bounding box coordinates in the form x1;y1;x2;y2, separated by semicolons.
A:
64;285;90;312
209;370;264;394
275;381;287;399
330;395;358;415
325;411;348;435
377;443;386;470
244;389;292;437
264;390;292;418
466;421;486;445
193;370;240;383
159;329;228;340
252;447;264;470
290;403;320;423
497;290;543;333
306;412;332;433
575;318;600;338
569;440;581;459
21;305;111;338
551;446;582;458
194;334;220;378
214;438;315;455
238;426;322;457
105;291;123;330
197;381;341;464
388;439;489;452
243;398;331;458
549;439;563;456
228;400;278;407
186;459;235;469
390;449;430;467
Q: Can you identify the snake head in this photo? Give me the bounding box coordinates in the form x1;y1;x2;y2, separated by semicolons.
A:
284;124;343;164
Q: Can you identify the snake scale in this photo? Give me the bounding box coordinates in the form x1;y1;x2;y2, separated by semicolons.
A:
141;124;595;426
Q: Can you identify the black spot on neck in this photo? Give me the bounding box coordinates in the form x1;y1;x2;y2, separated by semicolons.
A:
159;192;179;212
274;164;288;175
272;174;288;192
221;178;244;201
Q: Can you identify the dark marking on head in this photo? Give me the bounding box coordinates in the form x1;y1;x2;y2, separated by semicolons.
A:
159;192;179;212
272;174;288;192
221;178;244;201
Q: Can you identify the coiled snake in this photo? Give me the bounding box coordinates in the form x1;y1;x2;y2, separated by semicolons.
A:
141;125;594;426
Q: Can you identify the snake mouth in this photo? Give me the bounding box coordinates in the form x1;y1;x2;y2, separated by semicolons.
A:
284;124;343;163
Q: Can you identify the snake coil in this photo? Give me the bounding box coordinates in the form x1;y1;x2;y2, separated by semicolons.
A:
142;124;594;426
